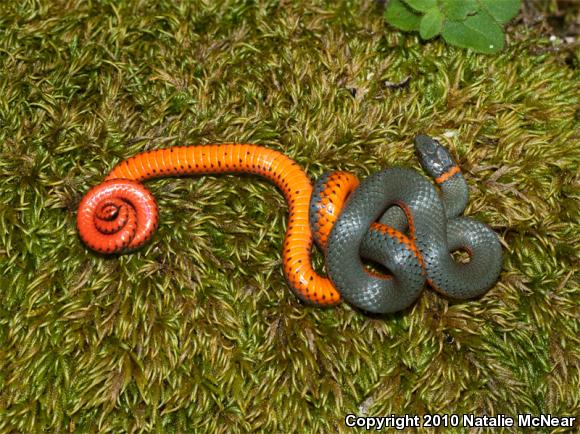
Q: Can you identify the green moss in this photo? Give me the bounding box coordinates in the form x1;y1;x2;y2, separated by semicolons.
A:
0;1;578;432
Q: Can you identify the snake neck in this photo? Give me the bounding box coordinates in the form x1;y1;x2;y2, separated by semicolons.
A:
438;173;469;219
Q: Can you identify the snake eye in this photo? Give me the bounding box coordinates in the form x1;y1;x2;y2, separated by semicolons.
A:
436;146;455;169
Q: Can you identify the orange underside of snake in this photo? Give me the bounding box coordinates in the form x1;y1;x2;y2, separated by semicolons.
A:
77;144;365;306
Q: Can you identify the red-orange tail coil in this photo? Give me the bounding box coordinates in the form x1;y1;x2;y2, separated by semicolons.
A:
77;144;341;306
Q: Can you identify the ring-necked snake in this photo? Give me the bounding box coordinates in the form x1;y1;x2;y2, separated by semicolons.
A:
77;136;502;313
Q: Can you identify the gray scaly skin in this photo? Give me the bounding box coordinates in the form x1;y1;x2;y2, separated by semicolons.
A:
323;135;502;314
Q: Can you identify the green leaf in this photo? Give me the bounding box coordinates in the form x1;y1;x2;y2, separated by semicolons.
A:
403;0;437;13
385;0;422;31
442;10;505;53
444;0;479;21
420;8;443;40
480;0;521;24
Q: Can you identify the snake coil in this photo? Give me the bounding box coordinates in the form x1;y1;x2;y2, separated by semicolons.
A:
77;137;502;314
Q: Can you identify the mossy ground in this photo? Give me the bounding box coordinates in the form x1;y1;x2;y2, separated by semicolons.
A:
0;1;578;433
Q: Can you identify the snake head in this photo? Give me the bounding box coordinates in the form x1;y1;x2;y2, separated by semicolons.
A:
414;135;457;179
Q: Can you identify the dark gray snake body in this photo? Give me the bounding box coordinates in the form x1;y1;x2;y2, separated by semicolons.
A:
312;135;503;314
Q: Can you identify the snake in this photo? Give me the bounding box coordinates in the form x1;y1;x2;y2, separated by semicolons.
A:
321;135;502;313
77;136;502;313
